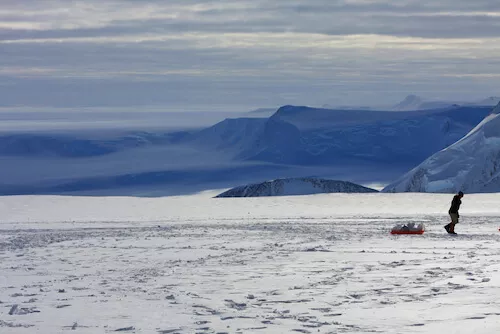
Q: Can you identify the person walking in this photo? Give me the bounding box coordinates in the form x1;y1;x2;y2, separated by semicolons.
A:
445;191;464;234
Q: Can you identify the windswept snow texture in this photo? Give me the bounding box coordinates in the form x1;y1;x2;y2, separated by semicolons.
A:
2;193;500;333
383;103;500;193
0;105;493;195
216;178;377;197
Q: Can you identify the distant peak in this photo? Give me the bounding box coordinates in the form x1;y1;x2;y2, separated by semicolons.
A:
404;94;422;100
276;105;301;112
273;105;309;117
392;95;425;111
400;95;424;104
475;96;500;106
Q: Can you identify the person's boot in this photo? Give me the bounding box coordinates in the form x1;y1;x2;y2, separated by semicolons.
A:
444;223;451;233
449;224;457;234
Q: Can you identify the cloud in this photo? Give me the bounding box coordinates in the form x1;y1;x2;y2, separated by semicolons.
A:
2;1;500;39
0;0;499;109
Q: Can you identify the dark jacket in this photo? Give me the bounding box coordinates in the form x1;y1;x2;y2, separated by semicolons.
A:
449;195;462;214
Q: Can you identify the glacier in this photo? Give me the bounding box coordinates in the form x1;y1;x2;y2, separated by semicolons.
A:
383;103;500;193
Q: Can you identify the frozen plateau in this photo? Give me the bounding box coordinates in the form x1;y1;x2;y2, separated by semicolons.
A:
2;193;500;333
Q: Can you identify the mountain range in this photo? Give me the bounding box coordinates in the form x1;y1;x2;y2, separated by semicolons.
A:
321;95;499;112
180;104;492;167
383;102;500;193
1;99;499;195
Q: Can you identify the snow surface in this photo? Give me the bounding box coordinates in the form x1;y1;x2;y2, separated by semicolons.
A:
2;193;500;333
216;178;377;197
383;103;500;193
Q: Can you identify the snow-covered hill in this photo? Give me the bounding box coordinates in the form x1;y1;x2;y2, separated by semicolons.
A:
392;95;424;111
215;177;377;197
383;103;500;193
183;117;267;153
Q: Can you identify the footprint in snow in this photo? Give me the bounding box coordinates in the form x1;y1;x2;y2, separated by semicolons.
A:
224;299;247;310
56;304;71;308
115;326;135;332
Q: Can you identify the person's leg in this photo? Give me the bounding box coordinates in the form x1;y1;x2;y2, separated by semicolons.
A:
445;213;454;233
449;213;459;233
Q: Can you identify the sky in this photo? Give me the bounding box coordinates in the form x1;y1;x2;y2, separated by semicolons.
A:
1;0;500;112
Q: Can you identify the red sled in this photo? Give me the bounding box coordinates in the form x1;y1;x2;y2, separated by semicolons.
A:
390;229;425;235
391;223;425;235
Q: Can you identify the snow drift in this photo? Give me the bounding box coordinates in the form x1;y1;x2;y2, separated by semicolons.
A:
215;177;378;197
383;103;500;193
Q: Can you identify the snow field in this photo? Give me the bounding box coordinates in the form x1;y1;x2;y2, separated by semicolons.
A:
1;193;500;333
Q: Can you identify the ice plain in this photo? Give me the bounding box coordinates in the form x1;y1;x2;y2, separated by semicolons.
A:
1;192;500;333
